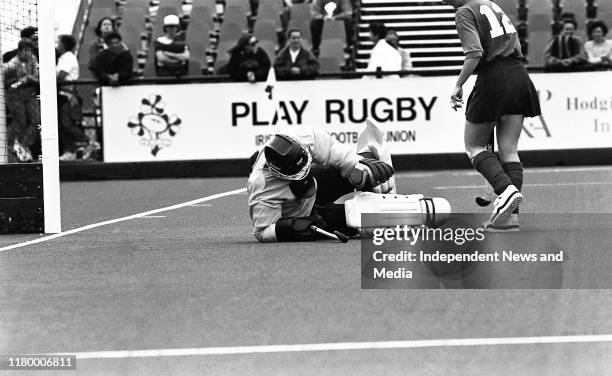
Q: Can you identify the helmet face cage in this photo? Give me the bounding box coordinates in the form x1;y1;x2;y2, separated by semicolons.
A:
264;134;312;181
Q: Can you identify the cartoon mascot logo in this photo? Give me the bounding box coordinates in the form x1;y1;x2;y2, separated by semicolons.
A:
128;94;182;156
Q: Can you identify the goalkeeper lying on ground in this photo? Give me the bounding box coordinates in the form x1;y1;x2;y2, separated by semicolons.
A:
247;119;450;242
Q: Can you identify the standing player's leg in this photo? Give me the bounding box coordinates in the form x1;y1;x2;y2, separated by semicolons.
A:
484;114;524;231
464;120;521;226
498;114;525;204
475;129;495;206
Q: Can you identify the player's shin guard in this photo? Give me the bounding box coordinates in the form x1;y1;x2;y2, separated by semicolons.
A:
472;150;512;195
343;192;451;230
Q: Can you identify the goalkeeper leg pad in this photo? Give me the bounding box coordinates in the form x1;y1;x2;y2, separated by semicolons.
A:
343;191;451;229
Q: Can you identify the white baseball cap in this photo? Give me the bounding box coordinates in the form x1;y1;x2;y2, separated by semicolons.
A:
163;15;180;27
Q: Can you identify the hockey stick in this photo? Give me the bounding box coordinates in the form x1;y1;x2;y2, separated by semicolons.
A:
310;225;350;243
475;130;495;207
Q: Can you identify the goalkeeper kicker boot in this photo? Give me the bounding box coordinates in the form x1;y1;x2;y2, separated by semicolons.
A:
489;185;522;227
483;213;519;232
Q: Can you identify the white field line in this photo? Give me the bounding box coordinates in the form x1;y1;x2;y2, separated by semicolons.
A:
138;215;166;218
433;182;612;189
0;188;247;253
56;334;612;360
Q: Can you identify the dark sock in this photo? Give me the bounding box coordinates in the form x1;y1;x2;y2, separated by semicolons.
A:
502;162;523;191
503;162;523;214
472;150;512;195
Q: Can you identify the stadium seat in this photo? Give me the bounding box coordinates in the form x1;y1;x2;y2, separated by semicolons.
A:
224;0;250;13
120;7;148;50
256;3;282;27
217;21;244;45
527;30;551;66
319;38;345;63
528;13;553;32
254;19;279;43
186;23;210;71
597;0;612;22
157;0;184;11
321;19;346;44
123;0;149;10
222;5;248;30
93;0;116;11
318;56;340;72
526;0;554;17
188;6;214;29
191;0;214;9
289;3;311;23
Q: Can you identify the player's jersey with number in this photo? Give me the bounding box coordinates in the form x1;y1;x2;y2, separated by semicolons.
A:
455;0;522;65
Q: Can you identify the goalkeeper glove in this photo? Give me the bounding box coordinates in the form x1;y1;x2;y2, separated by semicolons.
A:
275;215;327;242
348;158;395;190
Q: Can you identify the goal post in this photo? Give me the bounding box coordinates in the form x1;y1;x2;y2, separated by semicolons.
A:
38;0;61;233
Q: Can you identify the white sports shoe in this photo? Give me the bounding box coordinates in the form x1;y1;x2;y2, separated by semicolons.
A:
483;213;519;232
489;185;522;227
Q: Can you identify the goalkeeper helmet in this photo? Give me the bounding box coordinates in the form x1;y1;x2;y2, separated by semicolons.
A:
264;134;312;180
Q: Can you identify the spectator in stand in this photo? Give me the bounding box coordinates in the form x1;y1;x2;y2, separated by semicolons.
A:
584;20;612;67
56;35;96;161
3;40;40;162
227;33;271;83
3;26;38;63
154;15;190;77
310;0;353;54
88;17;117;75
365;22;402;77
91;31;134;85
274;29;319;80
544;18;587;71
386;29;413;72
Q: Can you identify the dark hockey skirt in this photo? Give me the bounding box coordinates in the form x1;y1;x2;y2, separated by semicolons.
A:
466;57;542;123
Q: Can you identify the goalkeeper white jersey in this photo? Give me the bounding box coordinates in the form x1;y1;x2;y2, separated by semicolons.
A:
247;127;360;241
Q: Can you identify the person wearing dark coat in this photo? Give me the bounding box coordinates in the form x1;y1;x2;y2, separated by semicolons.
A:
227;34;271;83
274;29;319;80
91;31;134;85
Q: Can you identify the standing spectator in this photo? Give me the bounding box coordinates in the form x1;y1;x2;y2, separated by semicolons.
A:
88;17;117;75
544;19;587;71
91;31;134;85
2;26;38;63
274;29;319;80
386;29;413;71
310;0;353;54
56;35;92;161
3;40;40;162
154;15;190;77
365;23;402;77
584;20;612;67
227;34;271;83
